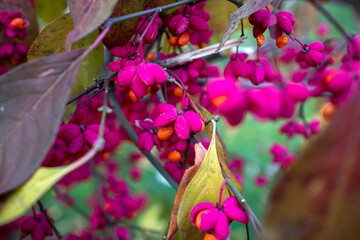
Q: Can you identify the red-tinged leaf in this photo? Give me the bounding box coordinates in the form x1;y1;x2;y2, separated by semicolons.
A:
28;13;104;122
167;143;207;240
0;49;85;194
66;0;118;50
263;91;360;239
216;0;272;52
188;96;242;193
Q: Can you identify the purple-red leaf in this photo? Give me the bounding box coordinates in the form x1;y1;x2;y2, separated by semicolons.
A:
66;0;117;50
0;49;84;194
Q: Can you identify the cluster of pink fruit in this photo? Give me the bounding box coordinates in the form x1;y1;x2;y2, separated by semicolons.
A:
0;10;29;74
8;1;360;240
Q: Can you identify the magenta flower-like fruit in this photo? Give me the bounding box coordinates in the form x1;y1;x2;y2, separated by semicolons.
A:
153;103;204;140
190;197;248;240
19;213;53;240
347;35;360;60
167;2;210;36
297;41;324;67
0;42;28;65
224;53;250;81
276;11;296;34
164;161;186;183
135;118;161;153
254;174;269;187
270;143;295;170
134;9;162;44
117;62;168;99
6;17;29;39
284;82;309;103
90;205;107;230
58;123;109;154
322;70;352;95
249;9;271;37
207;79;247;126
247;58;275;85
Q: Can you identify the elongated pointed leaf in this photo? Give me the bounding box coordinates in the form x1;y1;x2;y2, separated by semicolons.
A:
216;0;272;52
0;49;84;194
0;147;97;225
263;91;360;239
28;13;104;122
189;96;242;193
177;125;229;240
168;143;207;240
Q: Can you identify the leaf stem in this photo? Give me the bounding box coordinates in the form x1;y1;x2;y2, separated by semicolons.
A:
228;0;244;7
108;91;179;190
106;0;205;27
219;175;229;205
225;178;263;231
37;201;62;239
308;0;352;41
241;199;260;240
98;80;109;138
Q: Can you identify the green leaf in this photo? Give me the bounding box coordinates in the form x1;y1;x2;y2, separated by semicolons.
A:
189;96;242;193
177;123;229;240
0;49;85;195
28;13;104;122
0;150;95;225
216;0;271;52
35;0;67;23
66;0;118;50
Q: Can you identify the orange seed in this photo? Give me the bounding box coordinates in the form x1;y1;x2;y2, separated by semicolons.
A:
177;32;190;46
256;33;265;47
168;36;178;47
157;125;174;141
195;210;204;229
276;36;288;48
129;90;139;103
321;102;336;121
9;18;24;28
204;233;218;240
168;150;181;163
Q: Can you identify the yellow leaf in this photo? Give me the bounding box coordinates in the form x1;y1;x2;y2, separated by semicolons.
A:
177;121;229;240
189;96;242;193
0;148;97;225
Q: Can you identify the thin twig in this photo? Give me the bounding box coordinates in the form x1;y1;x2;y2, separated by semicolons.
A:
226;178;263;231
242;199;260;240
227;0;243;7
159;37;246;68
37;201;62;239
108;91;179;190
66;71;119;106
308;0;352;41
106;0;205;27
